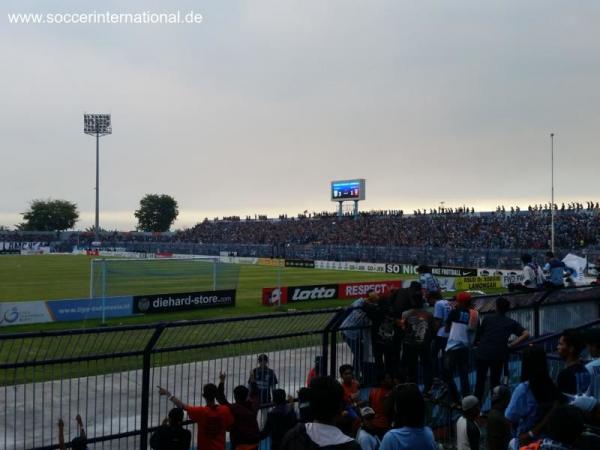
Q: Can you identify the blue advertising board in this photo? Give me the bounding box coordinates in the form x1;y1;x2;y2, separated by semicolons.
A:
46;296;133;322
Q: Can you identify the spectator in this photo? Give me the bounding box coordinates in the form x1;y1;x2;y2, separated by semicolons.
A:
379;384;438;450
543;252;575;288
456;395;481;450
364;292;398;377
57;415;87;450
260;388;298;450
417;265;441;302
158;384;234;450
431;292;453;380
584;328;600;398
504;346;563;448
519;405;584;450
150;408;192;450
339;364;360;406
474;297;529;402
556;330;591;395
297;387;313;423
340;294;374;380
368;372;393;438
216;372;261;450
509;254;545;292
487;385;512;450
280;377;361;450
307;356;323;387
251;354;278;404
400;292;434;392
445;292;479;404
356;407;380;450
569;395;600;450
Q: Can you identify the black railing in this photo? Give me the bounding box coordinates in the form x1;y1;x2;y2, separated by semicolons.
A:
1;287;600;449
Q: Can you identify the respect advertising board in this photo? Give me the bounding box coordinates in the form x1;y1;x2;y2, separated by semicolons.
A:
133;289;236;313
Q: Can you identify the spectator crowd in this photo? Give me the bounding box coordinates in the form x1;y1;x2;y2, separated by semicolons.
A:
56;278;600;450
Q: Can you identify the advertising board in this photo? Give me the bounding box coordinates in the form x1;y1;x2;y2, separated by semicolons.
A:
133;289;236;313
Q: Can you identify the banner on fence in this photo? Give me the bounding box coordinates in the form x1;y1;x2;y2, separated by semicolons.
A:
46;296;133;321
338;280;402;299
262;287;288;305
478;268;525;287
455;276;502;290
285;259;315;269
314;260;386;273
257;258;285;267
133;289;236;313
385;263;477;277
0;301;53;327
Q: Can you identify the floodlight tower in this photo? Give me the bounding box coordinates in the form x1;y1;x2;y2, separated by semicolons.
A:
550;133;555;253
84;114;112;242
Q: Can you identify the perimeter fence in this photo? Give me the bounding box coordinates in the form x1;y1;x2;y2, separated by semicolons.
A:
1;286;600;450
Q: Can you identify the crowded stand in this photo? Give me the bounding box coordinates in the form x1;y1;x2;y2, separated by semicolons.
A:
53;280;600;450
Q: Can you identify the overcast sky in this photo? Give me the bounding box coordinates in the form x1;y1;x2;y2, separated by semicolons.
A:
1;0;599;230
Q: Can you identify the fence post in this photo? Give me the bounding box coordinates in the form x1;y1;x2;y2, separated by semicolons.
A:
321;309;347;377
140;324;166;450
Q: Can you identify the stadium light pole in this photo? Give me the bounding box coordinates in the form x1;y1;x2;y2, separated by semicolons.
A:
84;114;112;242
550;133;555;253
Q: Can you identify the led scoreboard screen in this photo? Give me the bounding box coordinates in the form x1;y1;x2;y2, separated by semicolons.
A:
331;179;366;201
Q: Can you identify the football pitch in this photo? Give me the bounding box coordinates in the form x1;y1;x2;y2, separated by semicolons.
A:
0;255;411;332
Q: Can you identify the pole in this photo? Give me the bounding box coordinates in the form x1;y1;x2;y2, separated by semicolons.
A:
95;130;100;242
550;133;555;253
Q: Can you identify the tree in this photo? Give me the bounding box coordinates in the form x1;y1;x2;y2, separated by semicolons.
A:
134;194;179;232
19;199;79;231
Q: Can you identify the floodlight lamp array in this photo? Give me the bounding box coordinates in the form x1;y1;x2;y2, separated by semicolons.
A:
84;114;112;135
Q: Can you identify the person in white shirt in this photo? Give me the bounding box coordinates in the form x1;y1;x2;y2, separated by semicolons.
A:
508;254;544;292
456;396;480;450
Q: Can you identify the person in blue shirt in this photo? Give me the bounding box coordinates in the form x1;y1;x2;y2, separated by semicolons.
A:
379;384;438;450
505;346;563;448
543;252;576;288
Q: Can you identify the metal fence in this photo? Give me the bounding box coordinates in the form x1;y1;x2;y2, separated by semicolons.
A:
1;287;600;450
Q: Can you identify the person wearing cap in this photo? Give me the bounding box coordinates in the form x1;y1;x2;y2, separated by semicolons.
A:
251;354;278;404
456;395;480;450
356;407;380;450
584;328;600;399
444;291;479;404
487;385;512;450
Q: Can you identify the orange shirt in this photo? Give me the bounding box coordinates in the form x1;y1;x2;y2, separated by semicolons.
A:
185;404;234;450
369;387;391;430
341;379;360;404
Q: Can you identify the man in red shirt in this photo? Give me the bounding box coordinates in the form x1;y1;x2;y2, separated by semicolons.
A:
339;364;360;405
158;384;234;450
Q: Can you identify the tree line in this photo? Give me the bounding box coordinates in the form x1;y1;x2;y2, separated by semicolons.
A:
15;194;179;232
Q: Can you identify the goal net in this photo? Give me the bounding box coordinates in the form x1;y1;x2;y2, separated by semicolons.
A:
90;256;240;299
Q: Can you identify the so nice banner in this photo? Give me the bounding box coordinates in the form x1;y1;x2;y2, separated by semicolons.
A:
261;280;402;306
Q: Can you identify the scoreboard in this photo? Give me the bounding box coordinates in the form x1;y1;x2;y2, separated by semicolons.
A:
330;179;366;201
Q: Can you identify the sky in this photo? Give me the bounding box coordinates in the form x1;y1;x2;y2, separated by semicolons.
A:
1;0;599;230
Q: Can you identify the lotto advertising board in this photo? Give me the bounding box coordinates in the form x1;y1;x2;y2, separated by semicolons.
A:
262;280;402;305
133;289;236;313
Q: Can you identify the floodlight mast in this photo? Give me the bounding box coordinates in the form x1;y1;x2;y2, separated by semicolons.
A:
84;114;112;242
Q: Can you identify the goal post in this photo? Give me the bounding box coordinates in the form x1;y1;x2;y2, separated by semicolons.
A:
89;256;239;300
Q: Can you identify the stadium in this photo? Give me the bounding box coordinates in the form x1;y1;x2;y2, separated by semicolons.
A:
3;2;600;450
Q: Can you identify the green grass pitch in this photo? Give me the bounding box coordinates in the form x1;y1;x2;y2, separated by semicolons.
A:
0;254;413;332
